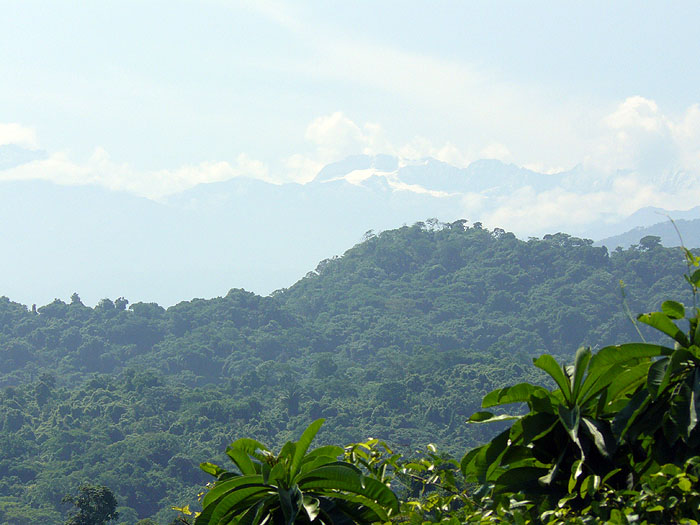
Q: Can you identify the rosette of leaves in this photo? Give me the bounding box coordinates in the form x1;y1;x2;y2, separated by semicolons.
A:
613;293;700;472
194;419;399;525
462;341;665;507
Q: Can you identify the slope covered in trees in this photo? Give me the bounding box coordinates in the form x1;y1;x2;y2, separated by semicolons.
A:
0;221;693;523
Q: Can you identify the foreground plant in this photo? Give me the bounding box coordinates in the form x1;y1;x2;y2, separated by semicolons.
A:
191;419;399;525
461;342;659;508
461;253;700;520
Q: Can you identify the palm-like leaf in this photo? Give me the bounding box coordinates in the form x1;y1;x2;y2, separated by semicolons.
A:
195;419;398;525
464;343;659;498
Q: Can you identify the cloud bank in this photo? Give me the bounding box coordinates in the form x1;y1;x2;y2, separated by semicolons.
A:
2;95;700;234
0;123;38;148
0;147;269;200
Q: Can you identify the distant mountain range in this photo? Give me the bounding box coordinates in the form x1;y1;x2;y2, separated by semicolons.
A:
1;149;698;306
597;217;700;250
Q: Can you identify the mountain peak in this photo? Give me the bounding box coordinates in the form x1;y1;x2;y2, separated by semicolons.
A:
311;154;399;183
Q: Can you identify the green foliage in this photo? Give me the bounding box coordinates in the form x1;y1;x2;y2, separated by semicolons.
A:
540;456;700;524
462;343;667;506
62;483;119;525
457;253;700;522
192;419;399;524
0;222;696;522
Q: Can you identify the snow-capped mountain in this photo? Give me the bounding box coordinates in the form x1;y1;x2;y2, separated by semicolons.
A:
1;151;698;307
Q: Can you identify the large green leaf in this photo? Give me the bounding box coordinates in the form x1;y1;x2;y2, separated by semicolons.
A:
637;312;690;347
356;476;399;513
509;412;558;446
693;369;700;435
557;404;581;451
662;300;686;320
500;445;545;468
468;411;521;423
612;388;650;440
301;495;320;522
225;447;258;477
297;456;345;478
226;438;270;474
581;417;615;458
533;355;572;403
266;462;286;486
298;463;364;492
570;347;592;402
646;357;669;400
301;446;343;464
200;475;265;508
530;389;556;414
196;485;273;525
657;348;700;397
299;476;393;509
602;361;651;409
472;429;509;484
494;466;549;489
681;368;700;440
590;343;670;369
279;441;297;463
278;485;303;525
290;419;324;479
578;363;625;408
200;462;226;478
481;383;548;408
460;446;483;479
670;380;694;442
317;491;393;522
235;498;275;525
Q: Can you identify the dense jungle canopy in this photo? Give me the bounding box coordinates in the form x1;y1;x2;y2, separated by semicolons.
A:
0;220;693;523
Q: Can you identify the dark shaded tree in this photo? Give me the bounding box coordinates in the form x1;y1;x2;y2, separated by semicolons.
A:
62;483;119;525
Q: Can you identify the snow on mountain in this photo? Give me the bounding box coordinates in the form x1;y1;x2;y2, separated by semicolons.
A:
1;153;697;306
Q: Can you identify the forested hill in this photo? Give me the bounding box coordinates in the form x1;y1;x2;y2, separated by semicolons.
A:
0;221;693;524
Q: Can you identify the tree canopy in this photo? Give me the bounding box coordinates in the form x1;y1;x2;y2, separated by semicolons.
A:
0;220;695;523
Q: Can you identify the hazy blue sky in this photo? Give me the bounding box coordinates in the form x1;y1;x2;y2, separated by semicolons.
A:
2;1;700;215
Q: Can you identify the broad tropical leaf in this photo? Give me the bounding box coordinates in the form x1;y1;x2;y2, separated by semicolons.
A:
533;355;572;403
637;311;689;347
196;420;397;524
481;383;548;408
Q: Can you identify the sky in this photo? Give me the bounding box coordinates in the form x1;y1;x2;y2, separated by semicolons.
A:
2;1;700;221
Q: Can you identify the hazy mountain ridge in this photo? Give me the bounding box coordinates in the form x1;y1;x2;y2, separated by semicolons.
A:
597;217;700;250
2;152;699;307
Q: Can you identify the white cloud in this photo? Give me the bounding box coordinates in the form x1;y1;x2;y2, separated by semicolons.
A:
479;142;511;163
397;138;472;167
282;112;396;182
445;97;700;235
6;94;700;237
481;171;700;237
471;97;700;235
0;148;269;200
605;96;666;132
283;153;324;184
305;111;371;159
588;97;700;185
284;112;480;182
0;123;38;148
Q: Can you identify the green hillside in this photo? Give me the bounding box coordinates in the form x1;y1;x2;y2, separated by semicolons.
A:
0;221;693;524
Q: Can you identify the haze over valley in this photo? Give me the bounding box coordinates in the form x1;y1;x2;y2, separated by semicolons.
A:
2;148;700;307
